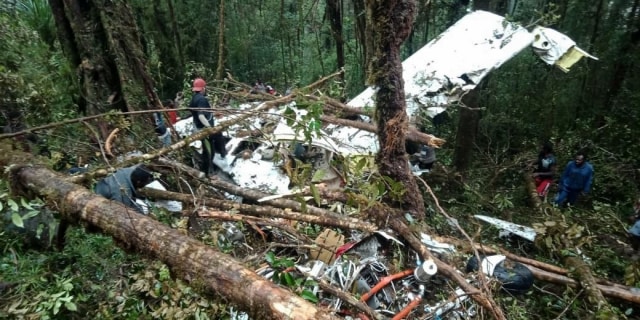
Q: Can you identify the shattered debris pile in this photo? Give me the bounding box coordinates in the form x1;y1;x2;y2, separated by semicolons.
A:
224;224;534;320
145;9;604;319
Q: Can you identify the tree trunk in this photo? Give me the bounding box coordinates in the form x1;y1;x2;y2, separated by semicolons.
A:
452;0;497;173
603;0;639;108
452;61;483;173
49;0;163;139
365;0;425;217
137;187;377;232
166;0;184;73
215;0;226;81
326;0;345;86
352;0;367;85
0;142;338;320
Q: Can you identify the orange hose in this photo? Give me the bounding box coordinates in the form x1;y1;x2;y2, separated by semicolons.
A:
392;296;422;320
359;269;414;302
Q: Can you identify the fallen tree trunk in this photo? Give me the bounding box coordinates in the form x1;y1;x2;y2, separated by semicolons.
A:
320;114;446;147
473;244;632;288
138;188;377;232
205;178;351;218
305;95;448;148
525;265;640;305
0;144;338;320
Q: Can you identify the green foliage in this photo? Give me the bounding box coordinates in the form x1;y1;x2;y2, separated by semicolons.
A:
264;251;318;303
492;193;514;211
33;276;78;318
15;0;56;47
0;5;79;165
1;226;220;319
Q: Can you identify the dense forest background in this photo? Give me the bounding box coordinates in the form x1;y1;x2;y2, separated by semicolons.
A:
1;0;640;319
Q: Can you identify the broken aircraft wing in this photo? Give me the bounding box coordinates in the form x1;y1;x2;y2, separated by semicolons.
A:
330;10;596;156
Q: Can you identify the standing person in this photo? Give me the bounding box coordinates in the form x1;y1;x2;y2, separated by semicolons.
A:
532;142;557;197
188;78;230;177
554;151;594;207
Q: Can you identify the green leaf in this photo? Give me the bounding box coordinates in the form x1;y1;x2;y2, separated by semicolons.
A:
11;212;24;228
356;157;367;172
36;223;44;239
20;198;33;210
48;220;58;244
309;119;321;131
282;272;295;287
62;281;73;291
265;251;275;265
8;199;19;212
0;201;3;211
22;210;39;220
300;289;318;303
64;301;77;311
53;301;61;315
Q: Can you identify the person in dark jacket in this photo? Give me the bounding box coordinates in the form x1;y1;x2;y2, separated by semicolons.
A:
94;165;154;212
188;78;230;177
554;151;594;206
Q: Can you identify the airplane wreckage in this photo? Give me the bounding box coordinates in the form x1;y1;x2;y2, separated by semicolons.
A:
175;10;598;194
157;10;626;320
8;9;640;320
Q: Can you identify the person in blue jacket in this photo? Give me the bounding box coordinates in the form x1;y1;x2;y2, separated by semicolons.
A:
554;151;594;206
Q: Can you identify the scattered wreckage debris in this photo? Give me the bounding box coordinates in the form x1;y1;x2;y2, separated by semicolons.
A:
152;173;640;309
474;214;537;241
465;255;534;294
247;229;532;319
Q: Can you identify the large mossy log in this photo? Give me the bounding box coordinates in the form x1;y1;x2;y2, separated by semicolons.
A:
0;142;337;320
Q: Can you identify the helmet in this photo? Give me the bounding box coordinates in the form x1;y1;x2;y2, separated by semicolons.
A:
192;78;206;92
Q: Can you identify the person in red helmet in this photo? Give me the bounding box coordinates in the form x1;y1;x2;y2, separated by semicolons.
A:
188;78;230;177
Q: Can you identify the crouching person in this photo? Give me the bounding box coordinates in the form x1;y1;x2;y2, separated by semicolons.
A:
94;165;154;213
